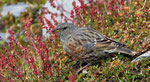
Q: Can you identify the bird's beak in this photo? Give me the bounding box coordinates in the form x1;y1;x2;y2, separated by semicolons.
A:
52;28;57;32
52;28;59;32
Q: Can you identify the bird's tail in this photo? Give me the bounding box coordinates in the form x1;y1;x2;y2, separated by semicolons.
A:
116;47;136;56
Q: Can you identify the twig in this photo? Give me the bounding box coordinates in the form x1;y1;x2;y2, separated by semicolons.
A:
132;50;150;63
140;0;147;10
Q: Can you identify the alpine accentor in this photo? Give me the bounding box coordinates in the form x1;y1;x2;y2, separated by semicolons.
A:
53;23;136;73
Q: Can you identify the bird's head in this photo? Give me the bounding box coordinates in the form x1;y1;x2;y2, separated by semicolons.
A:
52;23;78;41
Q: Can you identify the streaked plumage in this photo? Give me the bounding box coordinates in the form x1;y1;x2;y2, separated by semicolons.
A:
53;23;136;63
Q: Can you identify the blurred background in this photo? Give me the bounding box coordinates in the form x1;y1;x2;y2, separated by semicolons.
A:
0;0;47;43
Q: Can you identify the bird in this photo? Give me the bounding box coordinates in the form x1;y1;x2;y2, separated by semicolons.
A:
52;23;136;74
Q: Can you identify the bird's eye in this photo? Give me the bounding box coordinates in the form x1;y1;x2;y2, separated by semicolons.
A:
62;26;68;30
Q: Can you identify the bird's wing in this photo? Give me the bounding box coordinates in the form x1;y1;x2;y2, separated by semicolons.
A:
95;37;126;49
64;27;133;56
78;27;126;50
83;37;135;56
83;37;125;52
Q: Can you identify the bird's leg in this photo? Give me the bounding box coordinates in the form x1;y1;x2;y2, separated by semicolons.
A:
76;63;90;75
